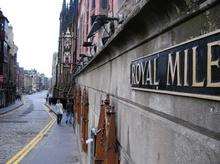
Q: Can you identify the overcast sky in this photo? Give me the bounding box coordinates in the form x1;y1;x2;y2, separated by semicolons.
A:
0;0;66;77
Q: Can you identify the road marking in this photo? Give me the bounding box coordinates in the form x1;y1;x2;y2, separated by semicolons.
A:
6;105;56;164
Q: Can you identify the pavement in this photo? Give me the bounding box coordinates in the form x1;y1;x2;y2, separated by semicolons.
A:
0;100;23;115
22;118;81;164
22;104;81;164
0;91;80;164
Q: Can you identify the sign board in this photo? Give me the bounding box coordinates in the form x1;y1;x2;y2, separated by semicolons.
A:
130;30;220;101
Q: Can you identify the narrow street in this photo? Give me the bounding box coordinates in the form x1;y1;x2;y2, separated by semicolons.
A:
0;91;80;164
1;1;220;163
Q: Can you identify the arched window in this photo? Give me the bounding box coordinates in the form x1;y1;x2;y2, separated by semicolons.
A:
101;0;108;9
65;56;70;64
92;0;95;9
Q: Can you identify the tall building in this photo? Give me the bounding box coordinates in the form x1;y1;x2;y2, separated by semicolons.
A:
54;0;78;100
0;9;18;107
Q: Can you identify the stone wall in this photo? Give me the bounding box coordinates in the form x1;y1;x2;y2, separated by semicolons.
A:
75;1;220;163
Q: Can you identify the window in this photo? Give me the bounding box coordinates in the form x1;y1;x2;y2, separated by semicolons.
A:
92;0;95;9
65;57;69;64
101;0;108;9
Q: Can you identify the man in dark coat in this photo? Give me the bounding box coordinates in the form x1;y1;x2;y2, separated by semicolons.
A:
65;99;73;124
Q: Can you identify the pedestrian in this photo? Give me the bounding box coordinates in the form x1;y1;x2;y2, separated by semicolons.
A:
65;99;73;124
46;93;49;103
55;99;64;124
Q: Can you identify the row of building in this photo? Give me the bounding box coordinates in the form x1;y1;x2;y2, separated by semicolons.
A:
0;9;49;108
0;9;20;108
18;69;49;94
51;0;220;164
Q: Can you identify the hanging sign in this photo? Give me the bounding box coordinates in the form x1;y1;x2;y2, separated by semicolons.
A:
130;30;220;101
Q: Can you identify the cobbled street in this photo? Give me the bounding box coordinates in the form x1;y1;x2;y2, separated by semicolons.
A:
0;91;49;163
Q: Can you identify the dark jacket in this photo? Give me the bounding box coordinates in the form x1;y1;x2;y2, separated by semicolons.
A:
66;102;73;113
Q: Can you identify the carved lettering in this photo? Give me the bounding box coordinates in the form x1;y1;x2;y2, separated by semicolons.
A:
130;31;220;100
146;61;152;85
135;63;141;85
207;41;220;87
153;57;159;85
140;61;147;85
131;64;136;85
192;46;204;87
166;52;181;86
184;49;189;86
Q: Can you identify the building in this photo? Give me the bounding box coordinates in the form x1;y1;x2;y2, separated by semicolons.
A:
39;73;49;90
0;9;8;107
31;70;40;92
72;0;220;164
51;52;58;96
7;25;18;104
23;73;33;94
23;69;48;94
54;0;78;100
0;9;18;107
16;65;24;94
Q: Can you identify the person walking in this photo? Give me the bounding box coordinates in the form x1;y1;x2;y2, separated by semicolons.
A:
65;99;73;124
55;99;64;124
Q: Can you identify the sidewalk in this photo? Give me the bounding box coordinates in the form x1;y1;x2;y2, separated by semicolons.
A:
0;100;23;115
21;104;81;164
46;103;57;114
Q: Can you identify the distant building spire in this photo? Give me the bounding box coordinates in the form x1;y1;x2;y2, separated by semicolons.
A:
60;0;67;19
69;0;78;19
62;0;67;11
69;0;74;16
59;0;68;34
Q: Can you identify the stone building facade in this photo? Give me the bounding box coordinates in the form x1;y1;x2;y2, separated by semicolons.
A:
23;73;33;94
73;0;220;164
54;0;78;100
0;10;18;107
16;66;24;94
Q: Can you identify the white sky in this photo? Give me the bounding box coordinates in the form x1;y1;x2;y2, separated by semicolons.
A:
0;0;66;77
